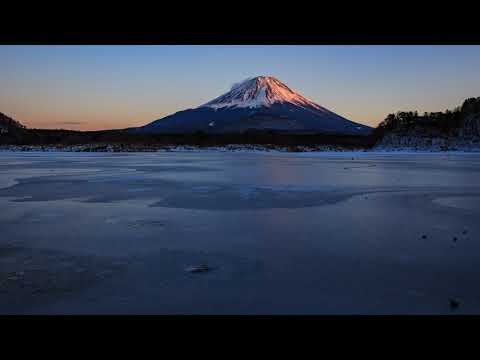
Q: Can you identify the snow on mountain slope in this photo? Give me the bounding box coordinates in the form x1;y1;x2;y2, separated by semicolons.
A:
201;76;328;111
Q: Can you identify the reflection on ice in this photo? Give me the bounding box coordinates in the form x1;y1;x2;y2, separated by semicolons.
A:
433;196;480;211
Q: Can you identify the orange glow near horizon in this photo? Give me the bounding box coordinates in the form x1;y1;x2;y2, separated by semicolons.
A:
2;101;464;131
6;106;385;131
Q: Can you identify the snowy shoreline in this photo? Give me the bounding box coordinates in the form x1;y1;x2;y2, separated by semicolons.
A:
2;144;480;155
0;144;365;154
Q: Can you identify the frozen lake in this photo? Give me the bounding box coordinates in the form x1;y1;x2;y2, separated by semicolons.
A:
1;151;480;314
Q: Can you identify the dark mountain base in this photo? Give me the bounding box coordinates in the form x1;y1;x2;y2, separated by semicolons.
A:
137;102;372;136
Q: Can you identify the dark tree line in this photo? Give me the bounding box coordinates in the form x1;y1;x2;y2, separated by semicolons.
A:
0;128;376;148
373;97;480;139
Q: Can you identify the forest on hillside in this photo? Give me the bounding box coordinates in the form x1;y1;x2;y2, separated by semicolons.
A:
373;97;480;138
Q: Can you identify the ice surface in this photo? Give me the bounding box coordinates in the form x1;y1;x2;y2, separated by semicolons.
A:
1;151;480;314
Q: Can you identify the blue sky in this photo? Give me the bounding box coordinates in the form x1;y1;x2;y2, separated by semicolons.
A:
1;45;479;130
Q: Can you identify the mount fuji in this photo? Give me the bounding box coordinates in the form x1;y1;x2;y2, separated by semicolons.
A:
134;76;372;135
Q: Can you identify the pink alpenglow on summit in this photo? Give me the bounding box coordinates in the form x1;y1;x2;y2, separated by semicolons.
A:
136;76;372;135
201;76;328;111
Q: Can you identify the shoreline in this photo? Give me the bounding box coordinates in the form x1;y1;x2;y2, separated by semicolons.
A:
2;143;480;154
0;144;366;154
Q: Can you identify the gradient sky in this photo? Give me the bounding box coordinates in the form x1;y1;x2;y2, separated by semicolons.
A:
1;45;480;131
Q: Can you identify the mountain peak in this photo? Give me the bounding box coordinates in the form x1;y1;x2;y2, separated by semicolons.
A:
138;76;372;135
201;76;328;111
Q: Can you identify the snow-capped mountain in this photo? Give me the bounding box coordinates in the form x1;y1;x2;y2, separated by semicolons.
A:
135;76;372;135
202;76;329;111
